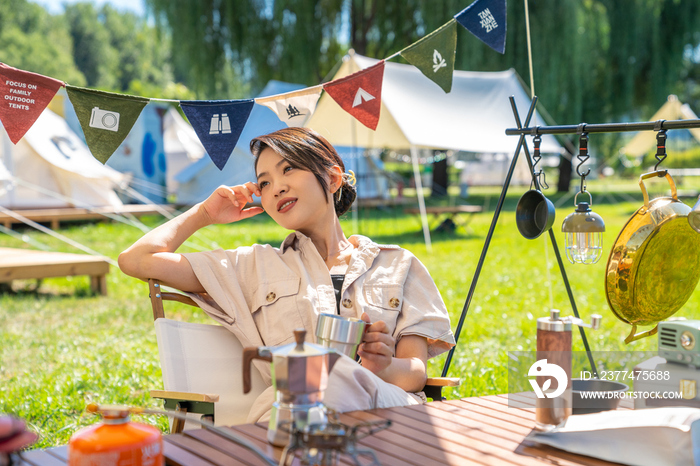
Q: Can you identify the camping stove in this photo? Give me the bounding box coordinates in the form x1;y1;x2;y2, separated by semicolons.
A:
279;415;391;466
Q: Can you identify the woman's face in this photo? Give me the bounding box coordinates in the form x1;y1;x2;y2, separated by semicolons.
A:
256;147;333;231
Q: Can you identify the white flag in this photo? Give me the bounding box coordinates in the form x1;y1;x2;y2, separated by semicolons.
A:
255;85;323;127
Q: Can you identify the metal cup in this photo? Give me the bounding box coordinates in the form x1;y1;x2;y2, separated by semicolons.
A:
315;313;366;359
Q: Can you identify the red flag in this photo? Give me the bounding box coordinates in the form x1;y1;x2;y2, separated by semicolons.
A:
323;61;385;130
0;63;64;144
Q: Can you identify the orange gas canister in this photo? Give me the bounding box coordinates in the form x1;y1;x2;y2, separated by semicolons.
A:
68;405;163;466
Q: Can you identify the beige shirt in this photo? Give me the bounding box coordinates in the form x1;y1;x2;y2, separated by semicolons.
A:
182;231;455;385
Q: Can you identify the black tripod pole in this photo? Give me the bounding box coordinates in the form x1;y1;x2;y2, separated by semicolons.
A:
441;97;538;377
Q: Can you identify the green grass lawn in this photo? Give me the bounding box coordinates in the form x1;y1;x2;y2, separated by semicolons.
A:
1;180;698;448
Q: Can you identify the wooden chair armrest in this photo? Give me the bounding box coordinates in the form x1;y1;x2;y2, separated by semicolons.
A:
425;377;460;387
150;390;219;403
160;292;199;307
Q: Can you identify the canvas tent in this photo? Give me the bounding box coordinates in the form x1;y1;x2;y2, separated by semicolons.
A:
620;95;700;158
173;80;390;205
306;52;562;248
306;52;562;154
0;108;126;209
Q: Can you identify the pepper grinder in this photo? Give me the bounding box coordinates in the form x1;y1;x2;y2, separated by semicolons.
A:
534;309;601;431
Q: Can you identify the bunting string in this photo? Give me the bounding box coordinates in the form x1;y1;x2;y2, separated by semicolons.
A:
0;0;506;170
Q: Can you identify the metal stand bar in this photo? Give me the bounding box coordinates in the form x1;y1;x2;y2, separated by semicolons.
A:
441;97;538;377
506;118;700;136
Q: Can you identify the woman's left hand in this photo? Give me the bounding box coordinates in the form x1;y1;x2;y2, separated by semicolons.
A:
358;312;395;376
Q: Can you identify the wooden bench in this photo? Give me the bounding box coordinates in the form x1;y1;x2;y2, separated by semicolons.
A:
0;248;110;295
405;205;483;233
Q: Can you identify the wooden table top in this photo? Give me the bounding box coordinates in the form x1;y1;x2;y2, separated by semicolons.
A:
15;395;627;466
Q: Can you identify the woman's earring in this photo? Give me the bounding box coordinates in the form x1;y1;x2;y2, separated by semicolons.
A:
336;186;343;201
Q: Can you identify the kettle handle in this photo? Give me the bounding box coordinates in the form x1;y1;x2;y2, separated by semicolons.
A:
242;347;272;394
639;170;678;208
624;323;659;344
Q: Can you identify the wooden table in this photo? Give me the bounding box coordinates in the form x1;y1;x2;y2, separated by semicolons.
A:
0;247;110;295
405;205;483;233
14;395;627;465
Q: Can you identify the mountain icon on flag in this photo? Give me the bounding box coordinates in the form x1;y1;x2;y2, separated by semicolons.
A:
323;60;384;130
352;88;375;107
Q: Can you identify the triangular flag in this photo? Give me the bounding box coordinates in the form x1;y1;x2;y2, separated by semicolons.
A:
66;86;149;164
400;20;458;93
179;100;254;170
255;86;323;127
0;63;64;144
323;61;385;131
455;0;507;54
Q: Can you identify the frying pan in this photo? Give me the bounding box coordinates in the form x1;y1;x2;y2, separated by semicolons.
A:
605;171;700;343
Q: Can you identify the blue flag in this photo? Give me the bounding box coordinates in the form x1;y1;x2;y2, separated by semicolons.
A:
455;0;507;54
179;99;254;170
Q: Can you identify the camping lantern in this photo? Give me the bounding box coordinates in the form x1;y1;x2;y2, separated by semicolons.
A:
562;132;605;264
562;195;605;264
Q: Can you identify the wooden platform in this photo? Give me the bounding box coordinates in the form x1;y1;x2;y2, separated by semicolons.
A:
0;248;110;295
0;204;176;230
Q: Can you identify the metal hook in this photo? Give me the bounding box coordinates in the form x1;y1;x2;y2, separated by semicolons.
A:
575;132;590;178
532;133;542;171
655;128;667;172
530;131;548;189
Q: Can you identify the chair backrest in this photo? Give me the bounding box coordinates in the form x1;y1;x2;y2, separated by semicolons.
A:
149;279;267;426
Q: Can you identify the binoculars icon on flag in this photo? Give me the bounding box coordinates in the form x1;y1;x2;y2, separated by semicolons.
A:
209;113;232;135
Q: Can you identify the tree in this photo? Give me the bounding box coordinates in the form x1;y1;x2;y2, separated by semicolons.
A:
145;0;700;189
64;3;119;89
0;0;86;85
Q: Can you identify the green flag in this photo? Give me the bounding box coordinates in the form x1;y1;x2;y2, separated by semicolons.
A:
66;85;149;163
400;19;457;93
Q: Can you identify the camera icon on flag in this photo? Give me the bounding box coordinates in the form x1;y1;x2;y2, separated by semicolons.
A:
89;107;120;132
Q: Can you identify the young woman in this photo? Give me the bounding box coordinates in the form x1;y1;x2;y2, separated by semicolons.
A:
119;127;455;421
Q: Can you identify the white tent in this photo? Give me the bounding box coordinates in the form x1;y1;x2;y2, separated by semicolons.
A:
306;52;562;154
306;52;561;249
621;95;700;158
0;108;126;209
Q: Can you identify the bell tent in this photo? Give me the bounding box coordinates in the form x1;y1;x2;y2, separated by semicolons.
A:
0;108;126;210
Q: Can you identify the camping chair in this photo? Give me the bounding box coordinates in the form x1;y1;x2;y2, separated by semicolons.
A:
148;279;267;433
148;279;459;433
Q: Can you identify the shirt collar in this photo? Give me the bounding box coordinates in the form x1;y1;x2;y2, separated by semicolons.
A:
280;231;382;259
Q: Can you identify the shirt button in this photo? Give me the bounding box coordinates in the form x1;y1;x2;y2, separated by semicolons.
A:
266;292;276;303
342;298;352;308
389;297;400;308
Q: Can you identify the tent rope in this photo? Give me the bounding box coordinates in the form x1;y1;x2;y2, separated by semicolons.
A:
0;223;52;251
120;186;221;251
9;176;217;253
0;204;118;267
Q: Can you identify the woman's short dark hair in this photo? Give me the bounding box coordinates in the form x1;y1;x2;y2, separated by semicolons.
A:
250;127;356;216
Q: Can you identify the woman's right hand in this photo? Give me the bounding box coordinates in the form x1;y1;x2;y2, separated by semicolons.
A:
200;183;265;225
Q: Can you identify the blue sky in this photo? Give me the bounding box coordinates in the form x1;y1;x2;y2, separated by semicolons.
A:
31;0;146;16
